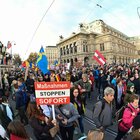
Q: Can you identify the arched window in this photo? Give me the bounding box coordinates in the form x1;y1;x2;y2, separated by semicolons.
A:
66;45;69;54
63;47;66;55
70;44;73;54
60;48;63;55
74;42;77;53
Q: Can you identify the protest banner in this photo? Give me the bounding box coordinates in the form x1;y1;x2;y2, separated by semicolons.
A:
34;81;70;105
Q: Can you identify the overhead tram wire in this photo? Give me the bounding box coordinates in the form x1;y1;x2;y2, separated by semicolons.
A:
88;0;137;35
96;4;137;33
137;7;140;19
82;0;102;22
24;0;55;60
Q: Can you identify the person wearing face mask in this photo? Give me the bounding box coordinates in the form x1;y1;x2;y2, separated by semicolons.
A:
124;82;135;105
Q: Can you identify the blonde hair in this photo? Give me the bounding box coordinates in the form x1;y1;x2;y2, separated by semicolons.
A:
131;129;140;140
86;129;104;140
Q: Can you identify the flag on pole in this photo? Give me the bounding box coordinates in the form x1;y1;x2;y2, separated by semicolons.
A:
37;46;49;75
54;60;58;66
55;74;60;82
93;50;106;66
22;60;29;67
7;41;12;49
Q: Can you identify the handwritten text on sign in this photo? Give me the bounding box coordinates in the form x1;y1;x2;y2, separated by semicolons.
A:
34;82;70;105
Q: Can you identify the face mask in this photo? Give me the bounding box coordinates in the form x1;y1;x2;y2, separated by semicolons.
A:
130;87;134;92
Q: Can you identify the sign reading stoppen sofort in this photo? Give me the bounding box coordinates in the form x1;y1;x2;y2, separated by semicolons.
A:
34;82;70;105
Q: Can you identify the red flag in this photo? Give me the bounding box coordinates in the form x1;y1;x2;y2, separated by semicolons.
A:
55;74;60;82
7;41;12;49
93;50;106;66
22;61;26;67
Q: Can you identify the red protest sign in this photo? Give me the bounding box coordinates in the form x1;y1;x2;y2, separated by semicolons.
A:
34;82;70;105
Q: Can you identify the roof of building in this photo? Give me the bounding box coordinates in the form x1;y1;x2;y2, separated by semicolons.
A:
46;46;57;48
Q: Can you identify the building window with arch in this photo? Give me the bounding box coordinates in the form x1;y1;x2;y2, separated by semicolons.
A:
82;40;87;52
66;45;69;54
60;48;63;55
73;42;77;53
86;45;88;52
100;43;104;51
70;44;73;54
63;47;66;55
74;46;77;53
83;45;85;52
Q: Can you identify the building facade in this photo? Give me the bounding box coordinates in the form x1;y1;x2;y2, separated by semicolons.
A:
57;20;139;66
128;36;140;55
45;46;58;66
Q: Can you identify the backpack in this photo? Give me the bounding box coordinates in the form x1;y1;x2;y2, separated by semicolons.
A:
115;105;133;122
92;99;105;118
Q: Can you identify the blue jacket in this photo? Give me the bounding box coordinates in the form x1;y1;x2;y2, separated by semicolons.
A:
15;84;26;109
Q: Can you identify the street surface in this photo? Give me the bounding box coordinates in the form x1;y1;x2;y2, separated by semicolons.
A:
9;87;117;140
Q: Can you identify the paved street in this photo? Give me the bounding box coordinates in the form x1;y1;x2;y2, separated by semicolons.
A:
9;87;118;140
73;88;117;140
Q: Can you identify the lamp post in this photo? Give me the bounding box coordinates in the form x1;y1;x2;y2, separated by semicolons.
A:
9;41;16;65
2;45;6;65
0;42;2;54
0;41;3;88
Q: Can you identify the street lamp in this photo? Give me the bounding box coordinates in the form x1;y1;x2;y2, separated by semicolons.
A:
0;54;2;64
2;46;6;54
8;41;16;65
0;42;2;53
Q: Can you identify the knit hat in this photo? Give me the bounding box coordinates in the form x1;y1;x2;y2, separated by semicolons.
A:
127;82;134;89
133;114;140;129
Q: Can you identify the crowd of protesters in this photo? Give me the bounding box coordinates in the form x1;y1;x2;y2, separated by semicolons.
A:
0;63;140;140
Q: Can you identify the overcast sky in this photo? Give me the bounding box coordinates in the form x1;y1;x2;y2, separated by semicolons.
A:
0;0;140;60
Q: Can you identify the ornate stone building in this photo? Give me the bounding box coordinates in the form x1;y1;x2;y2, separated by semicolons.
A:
45;46;58;65
128;36;140;56
56;20;139;66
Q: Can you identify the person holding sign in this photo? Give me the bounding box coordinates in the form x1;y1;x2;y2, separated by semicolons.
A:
26;102;54;140
55;103;80;140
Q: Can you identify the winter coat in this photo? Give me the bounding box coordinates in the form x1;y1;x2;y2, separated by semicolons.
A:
30;116;53;140
15;84;27;109
74;79;91;94
10;134;28;140
70;75;79;83
55;103;80;127
71;100;85;115
15;90;25;109
92;99;113;129
133;78;140;95
119;104;140;132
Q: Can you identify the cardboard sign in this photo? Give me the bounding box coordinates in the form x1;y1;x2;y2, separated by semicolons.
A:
34;82;70;105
